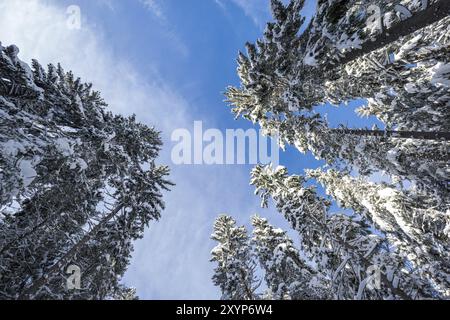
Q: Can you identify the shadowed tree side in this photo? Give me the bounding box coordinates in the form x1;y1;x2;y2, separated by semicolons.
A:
0;43;173;300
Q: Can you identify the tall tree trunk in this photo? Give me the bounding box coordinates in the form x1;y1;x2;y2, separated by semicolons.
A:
18;203;124;300
239;268;256;300
330;128;450;141
323;0;450;71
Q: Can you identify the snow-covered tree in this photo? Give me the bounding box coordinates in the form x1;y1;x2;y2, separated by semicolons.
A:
0;43;172;299
354;17;450;133
228;0;449;116
226;0;448;201
250;165;438;299
112;285;139;300
259;115;448;203
251;215;329;300
220;0;449;300
306;0;448;68
308;168;450;297
211;215;260;300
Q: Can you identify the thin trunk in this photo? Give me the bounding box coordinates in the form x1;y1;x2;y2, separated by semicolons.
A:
330;128;450;141
323;0;450;71
18;203;124;300
239;268;255;300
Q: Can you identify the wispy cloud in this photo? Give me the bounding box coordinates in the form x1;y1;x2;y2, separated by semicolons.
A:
214;0;227;11
0;0;187;127
137;0;189;57
215;0;272;27
97;0;117;12
139;0;166;21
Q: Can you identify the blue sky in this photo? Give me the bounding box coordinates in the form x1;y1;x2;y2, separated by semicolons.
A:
0;0;380;299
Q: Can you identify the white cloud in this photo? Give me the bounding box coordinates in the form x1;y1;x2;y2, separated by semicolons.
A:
139;0;166;21
214;0;227;11
97;0;117;12
215;0;317;30
0;0;188;128
137;0;189;58
215;0;272;27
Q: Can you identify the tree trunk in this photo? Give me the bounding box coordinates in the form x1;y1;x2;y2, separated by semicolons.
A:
323;0;450;71
18;203;124;300
330;128;450;141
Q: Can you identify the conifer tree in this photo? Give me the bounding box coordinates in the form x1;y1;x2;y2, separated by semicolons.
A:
308;168;450;297
250;165;438;299
211;215;259;300
0;43;172;299
228;0;450;119
260;115;448;201
226;0;449;200
219;0;449;300
227;0;449;139
251;215;329;300
308;0;449;69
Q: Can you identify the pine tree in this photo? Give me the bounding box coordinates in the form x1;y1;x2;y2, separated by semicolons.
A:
250;165;437;299
228;0;450;119
211;215;260;300
220;0;449;300
227;0;449;137
327;16;450;137
308;168;450;297
259;115;448;201
354;17;450;132
0;43;172;299
251;215;329;300
226;0;448;201
309;0;449;70
112;285;139;300
0;43;42;100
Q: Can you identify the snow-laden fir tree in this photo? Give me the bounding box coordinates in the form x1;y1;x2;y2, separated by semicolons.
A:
112;285;139;300
212;165;443;299
226;0;448;201
0;43;172;299
211;215;260;300
251;113;448;207
250;165;440;299
304;0;448;69
354;17;450;132
308;168;450;297
229;0;449;127
228;0;449;117
251;215;329;300
219;0;449;300
326;15;450;135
